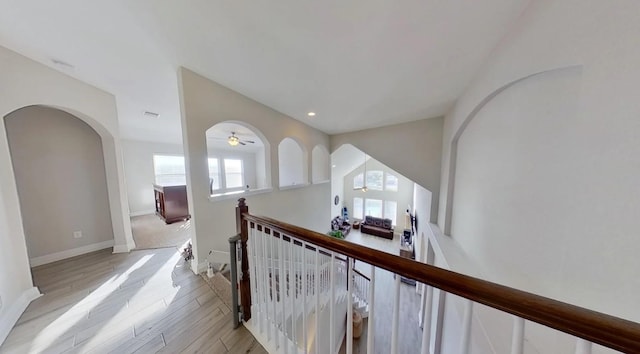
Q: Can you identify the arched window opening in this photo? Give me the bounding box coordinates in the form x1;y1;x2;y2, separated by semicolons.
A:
205;122;269;197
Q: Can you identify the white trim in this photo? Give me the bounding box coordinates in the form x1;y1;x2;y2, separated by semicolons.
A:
0;287;41;346
278;182;310;191
208;187;273;202
192;260;208;275
130;210;155;217
112;244;130;253
30;240;115;267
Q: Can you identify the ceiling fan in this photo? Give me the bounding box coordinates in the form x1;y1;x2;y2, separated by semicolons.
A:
226;132;255;146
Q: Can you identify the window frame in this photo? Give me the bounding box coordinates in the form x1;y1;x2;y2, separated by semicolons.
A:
223;158;245;191
153;154;186;186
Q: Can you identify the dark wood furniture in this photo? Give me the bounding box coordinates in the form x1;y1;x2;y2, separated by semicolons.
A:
154;184;190;224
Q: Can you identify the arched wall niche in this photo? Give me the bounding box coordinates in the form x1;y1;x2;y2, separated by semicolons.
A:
205;120;271;195
1;102;135;255
442;65;583;235
311;144;330;184
278;137;308;188
4;105;114;264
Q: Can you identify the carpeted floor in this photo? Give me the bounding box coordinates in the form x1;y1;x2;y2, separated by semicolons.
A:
130;214;192;250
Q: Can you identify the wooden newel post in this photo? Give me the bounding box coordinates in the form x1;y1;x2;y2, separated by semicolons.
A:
236;198;251;321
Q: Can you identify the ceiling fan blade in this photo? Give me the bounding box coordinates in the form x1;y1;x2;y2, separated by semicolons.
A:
243;140;255;144
239;141;246;145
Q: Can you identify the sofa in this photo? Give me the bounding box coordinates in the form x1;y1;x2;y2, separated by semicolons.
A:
331;216;351;236
360;216;394;239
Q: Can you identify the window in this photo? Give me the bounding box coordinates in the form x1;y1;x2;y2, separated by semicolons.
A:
224;159;244;189
353;197;363;220
386;174;398;192
153;155;186;185
208;158;221;192
353;173;364;189
364;199;383;218
384;200;397;225
366;170;383;190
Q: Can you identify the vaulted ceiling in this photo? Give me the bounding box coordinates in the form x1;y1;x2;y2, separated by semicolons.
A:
0;0;530;144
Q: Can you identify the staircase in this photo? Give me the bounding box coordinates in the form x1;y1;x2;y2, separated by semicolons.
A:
243;241;370;354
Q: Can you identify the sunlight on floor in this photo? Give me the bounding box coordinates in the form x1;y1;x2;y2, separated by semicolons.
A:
28;254;153;353
83;251;182;350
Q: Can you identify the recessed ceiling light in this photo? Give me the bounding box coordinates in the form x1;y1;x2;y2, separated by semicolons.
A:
307;112;316;117
331;164;336;168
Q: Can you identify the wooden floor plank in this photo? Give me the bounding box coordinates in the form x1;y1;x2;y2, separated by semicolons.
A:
0;245;265;354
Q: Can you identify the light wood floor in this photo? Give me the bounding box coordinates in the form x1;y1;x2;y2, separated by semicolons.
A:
0;247;265;354
340;230;425;354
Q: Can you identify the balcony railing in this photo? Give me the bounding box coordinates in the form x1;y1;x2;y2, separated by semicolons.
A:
231;198;640;354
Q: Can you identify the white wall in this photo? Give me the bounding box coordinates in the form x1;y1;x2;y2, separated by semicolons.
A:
436;0;640;352
278;137;306;187
312;144;330;183
331;118;443;222
122;140;184;215
412;184;431;271
5;106;114;261
0;45;133;345
178;67;331;271
330;175;344;219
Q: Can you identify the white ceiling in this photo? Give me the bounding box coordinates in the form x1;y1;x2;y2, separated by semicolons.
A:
206;122;263;153
0;0;530;144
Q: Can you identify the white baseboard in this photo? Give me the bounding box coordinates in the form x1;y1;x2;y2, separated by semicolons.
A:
130;210;155;217
193;260;208;275
30;240;115;267
0;287;41;346
112;244;130;254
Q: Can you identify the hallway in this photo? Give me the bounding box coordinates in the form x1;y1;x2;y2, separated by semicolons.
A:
0;248;265;353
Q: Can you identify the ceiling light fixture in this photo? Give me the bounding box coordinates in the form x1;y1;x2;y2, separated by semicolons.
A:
226;132;254;146
228;134;240;146
307;112;316;117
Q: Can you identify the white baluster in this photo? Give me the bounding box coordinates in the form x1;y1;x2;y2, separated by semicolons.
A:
302;242;308;354
252;228;261;334
347;258;354;354
575;339;592;354
315;248;320;354
391;272;401;353
260;228;269;338
278;234;288;354
270;231;279;349
289;236;296;351
248;228;259;327
510;316;525;354
330;252;336;353
460;300;473;354
367;265;375;354
420;285;434;354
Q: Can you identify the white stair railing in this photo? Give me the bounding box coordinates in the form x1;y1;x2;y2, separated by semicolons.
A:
245;223;350;354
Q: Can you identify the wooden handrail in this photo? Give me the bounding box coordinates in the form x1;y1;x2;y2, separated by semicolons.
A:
241;212;640;353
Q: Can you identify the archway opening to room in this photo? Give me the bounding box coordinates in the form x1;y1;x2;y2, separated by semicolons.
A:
206;121;270;197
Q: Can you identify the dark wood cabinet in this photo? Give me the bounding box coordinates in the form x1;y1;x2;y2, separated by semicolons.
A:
154;184;190;224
